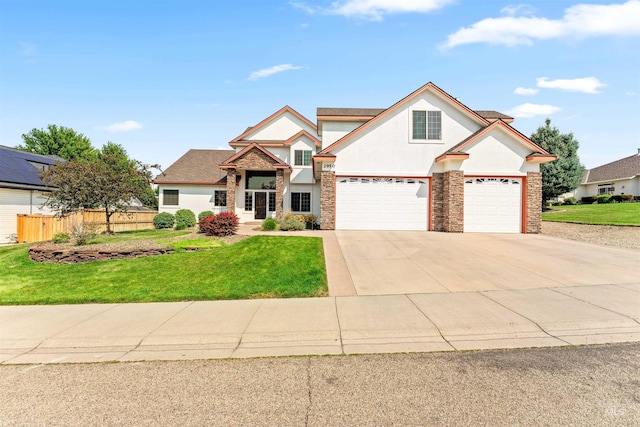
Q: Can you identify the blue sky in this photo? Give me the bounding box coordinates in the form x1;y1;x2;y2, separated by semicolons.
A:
1;0;638;170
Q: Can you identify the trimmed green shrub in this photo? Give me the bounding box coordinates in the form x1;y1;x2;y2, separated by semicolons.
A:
175;209;196;229
550;200;563;206
279;211;305;231
596;194;612;204
563;197;578;205
262;217;278;231
52;232;71;244
581;196;597;204
153;212;175;229
304;214;318;229
198;210;215;221
611;194;634;202
199;211;239;236
71;223;98;246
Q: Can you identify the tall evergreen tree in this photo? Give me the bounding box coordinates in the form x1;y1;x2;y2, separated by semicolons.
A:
530;118;586;207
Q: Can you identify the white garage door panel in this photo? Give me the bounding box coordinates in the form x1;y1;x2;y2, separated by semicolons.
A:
464;178;522;233
336;177;428;230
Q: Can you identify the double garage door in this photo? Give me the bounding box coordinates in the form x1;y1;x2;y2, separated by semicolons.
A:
335;176;523;233
336;177;429;230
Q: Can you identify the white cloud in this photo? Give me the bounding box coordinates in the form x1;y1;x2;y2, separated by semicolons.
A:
514;87;538;96
102;120;143;132
536;77;606;94
506;103;560;118
293;0;453;21
248;64;303;81
442;0;640;48
500;4;536;17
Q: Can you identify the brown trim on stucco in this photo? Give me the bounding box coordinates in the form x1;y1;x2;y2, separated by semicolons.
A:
230;105;317;142
319;82;490;155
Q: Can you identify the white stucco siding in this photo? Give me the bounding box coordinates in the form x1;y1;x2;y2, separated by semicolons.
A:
158;185;227;217
322;121;364;149
286;183;321;218
461;129;539;175
576;176;640;198
0;188;52;244
245;112;315;141
290;135;316;184
331;91;484;176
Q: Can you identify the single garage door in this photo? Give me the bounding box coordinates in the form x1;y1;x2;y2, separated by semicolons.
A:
336;177;429;230
464;177;522;233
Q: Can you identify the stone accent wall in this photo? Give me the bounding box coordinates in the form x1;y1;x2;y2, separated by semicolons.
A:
320;171;336;230
432;173;444;231
526;171;542;234
226;169;236;214
275;169;284;219
28;246;202;264
432;171;464;232
235;148;278;169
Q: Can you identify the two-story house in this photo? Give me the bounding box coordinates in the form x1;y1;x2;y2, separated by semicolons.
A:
155;82;556;233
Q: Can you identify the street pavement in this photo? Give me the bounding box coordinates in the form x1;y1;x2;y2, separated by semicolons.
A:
2;343;639;425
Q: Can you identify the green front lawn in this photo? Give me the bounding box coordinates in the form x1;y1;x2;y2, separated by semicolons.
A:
0;236;327;305
542;203;640;226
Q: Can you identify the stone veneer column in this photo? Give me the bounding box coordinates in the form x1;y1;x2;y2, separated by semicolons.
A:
226;169;236;214
444;170;464;232
275;169;284;220
431;173;444;232
320;170;336;230
526;171;542;233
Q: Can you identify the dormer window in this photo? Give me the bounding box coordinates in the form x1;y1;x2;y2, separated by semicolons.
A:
294;150;312;166
412;110;442;141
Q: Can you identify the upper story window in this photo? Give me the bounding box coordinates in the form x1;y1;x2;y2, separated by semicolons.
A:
412;111;442;141
294;150;312;166
163;189;179;206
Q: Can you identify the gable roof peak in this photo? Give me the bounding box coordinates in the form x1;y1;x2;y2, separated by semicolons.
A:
230;105;316;143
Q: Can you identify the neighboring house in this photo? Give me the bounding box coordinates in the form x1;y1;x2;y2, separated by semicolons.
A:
154;149;235;216
575;151;640;199
0;145;62;243
156;82;556;233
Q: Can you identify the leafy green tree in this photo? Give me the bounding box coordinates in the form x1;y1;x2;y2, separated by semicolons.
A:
17;124;96;161
42;142;156;233
530;118;586;207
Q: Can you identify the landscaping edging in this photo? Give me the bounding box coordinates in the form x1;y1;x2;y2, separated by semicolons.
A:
29;246;200;264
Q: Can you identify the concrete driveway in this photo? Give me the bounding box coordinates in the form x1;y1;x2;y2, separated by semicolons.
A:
333;231;640;295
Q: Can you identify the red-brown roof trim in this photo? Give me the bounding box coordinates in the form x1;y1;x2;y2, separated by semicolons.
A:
220;142;290;169
230;105;317;143
284;130;322;147
319;82;490;155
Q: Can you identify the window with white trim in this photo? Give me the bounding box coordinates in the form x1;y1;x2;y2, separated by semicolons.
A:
244;192;253;211
412;110;442;141
291;192;311;212
598;185;615;195
214;190;226;207
163;190;179;206
294;150;312;166
268;192;276;212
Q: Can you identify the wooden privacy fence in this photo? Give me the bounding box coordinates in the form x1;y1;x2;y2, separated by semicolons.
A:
17;209;158;243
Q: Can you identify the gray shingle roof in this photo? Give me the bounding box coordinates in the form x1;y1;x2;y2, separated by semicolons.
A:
317;108;385;117
153;149;235;184
0;145;63;190
474;110;513;120
317;108;512;122
583;153;640;183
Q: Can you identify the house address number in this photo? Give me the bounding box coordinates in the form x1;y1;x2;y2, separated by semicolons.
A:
322;163;336;171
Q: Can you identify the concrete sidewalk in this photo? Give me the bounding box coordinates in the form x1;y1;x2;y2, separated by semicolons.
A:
2;283;639;364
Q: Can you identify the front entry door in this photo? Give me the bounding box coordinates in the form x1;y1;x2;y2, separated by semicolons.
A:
255;192;267;219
